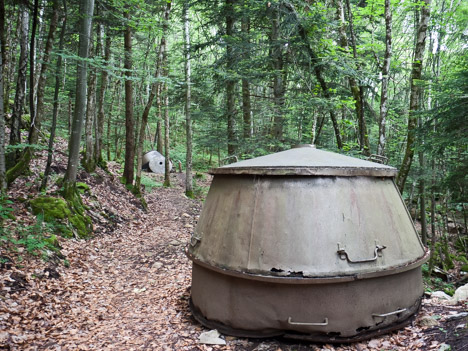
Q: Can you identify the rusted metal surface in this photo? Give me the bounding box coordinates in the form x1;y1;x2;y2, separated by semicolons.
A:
190;263;423;340
187;146;427;341
189;175;426;278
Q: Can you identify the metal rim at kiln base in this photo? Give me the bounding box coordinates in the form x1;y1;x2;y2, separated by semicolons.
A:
189;298;421;343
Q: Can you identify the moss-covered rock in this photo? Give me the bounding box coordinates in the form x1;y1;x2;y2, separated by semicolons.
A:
76;182;90;194
30;196;71;221
30;196;92;239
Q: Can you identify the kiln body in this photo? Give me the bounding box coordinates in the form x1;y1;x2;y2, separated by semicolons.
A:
187;145;428;342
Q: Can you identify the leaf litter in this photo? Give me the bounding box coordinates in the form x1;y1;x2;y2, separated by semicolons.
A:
0;155;467;350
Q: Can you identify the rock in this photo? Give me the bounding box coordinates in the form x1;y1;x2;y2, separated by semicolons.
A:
448;283;468;304
419;315;439;327
445;312;468;321
367;339;381;348
198;329;226;345
431;291;452;300
438;343;451;351
151;262;163;269
381;341;392;348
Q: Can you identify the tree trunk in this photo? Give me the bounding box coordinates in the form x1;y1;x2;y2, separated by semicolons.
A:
183;0;193;197
123;9;135;185
95;28;111;167
419;146;427;246
155;117;163;154
0;0;6;190
270;4;286;142
8;5;28;166
344;0;370;155
0;35;5;192
83;35;96;173
0;0;5;100
29;0;39;130
163;85;171;187
162;1;172;188
377;0;392;156
106;79;119;161
6;0;59;186
226;0;237;156
63;0;95;197
396;0;431;193
134;26;168;193
41;0;66;191
241;7;251;140
2;5;14;117
30;0;60;146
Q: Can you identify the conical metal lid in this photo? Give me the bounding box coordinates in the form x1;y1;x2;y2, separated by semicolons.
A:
211;145;397;177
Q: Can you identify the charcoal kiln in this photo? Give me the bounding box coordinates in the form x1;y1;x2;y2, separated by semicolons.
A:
187;145;429;342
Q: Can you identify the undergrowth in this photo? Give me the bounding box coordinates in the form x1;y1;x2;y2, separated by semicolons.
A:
422;264;457;296
1;197;64;264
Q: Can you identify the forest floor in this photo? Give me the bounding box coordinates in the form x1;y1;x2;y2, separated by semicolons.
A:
1;148;467;350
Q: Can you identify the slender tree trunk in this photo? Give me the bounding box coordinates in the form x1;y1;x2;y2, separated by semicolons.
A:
0;36;5;192
29;0;39;130
419;145;427;245
162;1;172;188
41;0;66;191
95;29;110;167
183;0;193;197
6;0;59;186
396;0;431;193
344;0;370;155
241;7;251;140
0;0;6;190
0;0;5;97
377;0;392;156
134;32;166;192
106;79;119;161
123;9;135;185
63;0;95;198
8;5;28;165
163;86;170;187
271;4;286;142
156;117;163;154
226;0;237;156
83;36;96;172
30;0;60;146
2;5;14;116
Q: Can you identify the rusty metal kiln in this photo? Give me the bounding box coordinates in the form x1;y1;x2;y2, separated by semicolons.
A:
187;145;429;342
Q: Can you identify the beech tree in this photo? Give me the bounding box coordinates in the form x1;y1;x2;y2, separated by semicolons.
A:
63;0;95;197
396;0;432;193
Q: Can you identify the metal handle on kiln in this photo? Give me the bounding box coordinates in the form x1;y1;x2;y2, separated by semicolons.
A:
287;317;329;326
372;308;407;318
190;234;202;247
337;241;386;263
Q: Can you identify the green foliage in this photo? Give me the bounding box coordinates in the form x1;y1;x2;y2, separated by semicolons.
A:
140;175;163;192
1;214;62;261
0;197;15;222
76;182;91;194
422;264;456;296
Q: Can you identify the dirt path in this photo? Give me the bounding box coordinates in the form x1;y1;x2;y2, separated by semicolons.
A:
1;173;467;350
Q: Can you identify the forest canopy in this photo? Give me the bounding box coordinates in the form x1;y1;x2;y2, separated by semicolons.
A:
0;0;466;245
